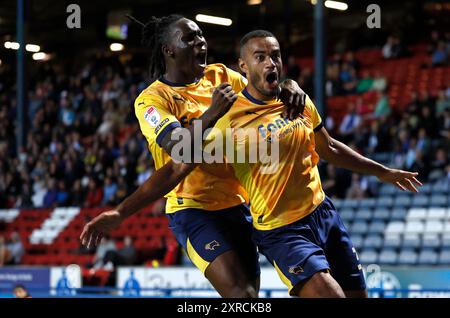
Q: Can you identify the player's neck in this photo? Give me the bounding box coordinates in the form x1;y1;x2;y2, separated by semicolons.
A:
163;70;198;86
246;85;276;102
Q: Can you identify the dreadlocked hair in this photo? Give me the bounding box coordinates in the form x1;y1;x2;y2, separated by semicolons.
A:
142;14;184;81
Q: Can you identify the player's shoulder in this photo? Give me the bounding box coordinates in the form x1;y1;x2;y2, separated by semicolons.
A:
305;95;315;105
302;95;322;127
138;80;171;98
135;81;172;107
303;95;317;113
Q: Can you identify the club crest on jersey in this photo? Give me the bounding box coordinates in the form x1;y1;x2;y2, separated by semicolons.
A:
144;106;161;128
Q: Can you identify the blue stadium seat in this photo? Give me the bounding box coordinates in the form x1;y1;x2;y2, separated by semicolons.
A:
342;199;359;208
402;234;421;249
424;220;444;234
418;249;438;265
363;235;383;249
360;249;378;264
383;235;402;249
407;208;427;221
390;208;407;221
385;221;405;235
421;234;441;249
411;195;430;207
405;221;425;234
427;207;447;220
438;250;450;265
429;194;448;207
393;195;411;208
359;198;376;208
378;249;398;265
368;220;385;235
398;249;418;265
376;196;393;208
432;181;449;194
339;208;355;221
372;208;391;221
354;209;372;222
351;221;369;235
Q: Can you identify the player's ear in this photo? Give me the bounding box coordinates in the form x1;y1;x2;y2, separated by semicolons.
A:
238;58;248;75
162;45;174;58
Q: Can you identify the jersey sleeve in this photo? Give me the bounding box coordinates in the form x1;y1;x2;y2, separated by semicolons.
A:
225;67;248;92
134;93;181;147
305;96;323;131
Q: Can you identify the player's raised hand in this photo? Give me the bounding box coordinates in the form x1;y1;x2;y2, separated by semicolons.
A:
209;82;238;118
377;168;423;193
278;79;307;120
80;210;123;249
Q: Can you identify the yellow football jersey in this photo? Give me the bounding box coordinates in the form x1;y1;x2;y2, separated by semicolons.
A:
134;64;248;213
210;88;326;230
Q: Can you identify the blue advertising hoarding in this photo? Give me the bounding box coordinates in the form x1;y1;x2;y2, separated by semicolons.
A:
0;266;82;297
0;267;50;297
365;266;450;298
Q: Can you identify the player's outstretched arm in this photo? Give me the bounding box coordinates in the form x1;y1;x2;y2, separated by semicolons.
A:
80;161;197;249
314;127;422;193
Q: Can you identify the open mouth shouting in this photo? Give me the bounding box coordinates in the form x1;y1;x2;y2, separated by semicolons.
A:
195;50;207;68
265;70;279;91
